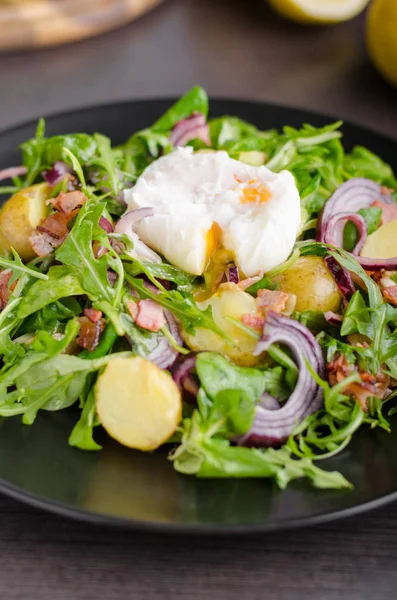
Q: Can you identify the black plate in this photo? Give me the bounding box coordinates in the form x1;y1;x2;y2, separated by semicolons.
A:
0;98;397;535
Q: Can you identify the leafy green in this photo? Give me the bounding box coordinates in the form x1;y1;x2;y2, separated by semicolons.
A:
17;266;85;319
56;201;120;305
153;86;208;131
343;207;382;252
170;411;350;489
196;352;266;404
125;275;225;338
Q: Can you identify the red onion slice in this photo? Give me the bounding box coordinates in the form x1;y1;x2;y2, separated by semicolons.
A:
0;166;27;181
357;256;397;271
147;311;182;369
321;212;367;256
320;178;395;231
324;311;344;325
114;208;162;263
325;256;355;299
239;312;325;447
42;161;72;187
170;353;199;401
170;113;210;147
227;266;240;284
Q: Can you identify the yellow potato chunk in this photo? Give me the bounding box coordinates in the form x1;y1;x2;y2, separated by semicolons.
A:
361;220;397;259
0;183;51;260
238;151;267;166
96;357;182;451
273;256;342;313
183;283;260;366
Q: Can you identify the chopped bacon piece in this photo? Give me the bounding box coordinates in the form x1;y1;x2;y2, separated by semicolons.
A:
135;299;165;332
371;200;397;225
126;300;138;321
37;209;78;240
255;289;289;316
382;285;397;306
328;353;390;411
29;232;55;257
241;313;265;332
49;191;87;214
30;208;80;257
237;271;264;291
76;316;105;352
0;270;12;310
84;308;103;323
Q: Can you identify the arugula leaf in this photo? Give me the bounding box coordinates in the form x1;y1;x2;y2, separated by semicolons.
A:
125;275;225;338
56;201;118;305
17;266;85;319
343;146;397;194
0;249;48;282
123;258;196;292
153;86;208;131
170;412;350;489
69;387;102;451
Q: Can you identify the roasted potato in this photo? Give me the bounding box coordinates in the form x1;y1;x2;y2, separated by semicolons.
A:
0;183;51;260
273;256;342;313
183;283;260;366
96;356;182;451
361;220;397;259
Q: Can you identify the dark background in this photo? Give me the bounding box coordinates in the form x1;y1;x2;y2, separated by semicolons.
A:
1;1;397;598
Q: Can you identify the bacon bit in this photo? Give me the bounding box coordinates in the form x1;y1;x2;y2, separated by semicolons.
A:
84;308;103;323
30;208;80;257
328;354;390;411
37;211;71;240
241;313;265;332
76;316;105;352
126;300;138;321
382;285;397;306
237;271;264;291
29;232;56;257
255;289;289;316
0;270;12;310
136;299;165;332
371;200;397;225
50;191;87;214
381;186;395;196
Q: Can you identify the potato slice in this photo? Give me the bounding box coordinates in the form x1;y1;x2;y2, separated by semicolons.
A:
361;220;397;259
0;183;51;260
183;283;260;366
273;256;342;313
96;356;182;451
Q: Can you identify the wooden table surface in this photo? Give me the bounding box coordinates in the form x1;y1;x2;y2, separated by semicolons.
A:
1;1;397;598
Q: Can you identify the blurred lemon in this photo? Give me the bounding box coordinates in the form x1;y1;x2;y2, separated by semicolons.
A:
267;0;371;24
367;0;397;87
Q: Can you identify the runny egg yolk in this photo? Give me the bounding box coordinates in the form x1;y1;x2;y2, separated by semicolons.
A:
239;179;271;205
205;221;222;265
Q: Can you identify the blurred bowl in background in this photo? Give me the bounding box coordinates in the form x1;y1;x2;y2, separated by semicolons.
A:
0;0;166;52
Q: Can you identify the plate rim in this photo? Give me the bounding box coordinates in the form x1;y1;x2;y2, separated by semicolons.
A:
1;96;397;534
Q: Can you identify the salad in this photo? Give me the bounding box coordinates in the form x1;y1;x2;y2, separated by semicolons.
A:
0;86;397;491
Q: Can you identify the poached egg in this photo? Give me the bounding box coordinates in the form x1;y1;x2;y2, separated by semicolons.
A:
124;147;301;276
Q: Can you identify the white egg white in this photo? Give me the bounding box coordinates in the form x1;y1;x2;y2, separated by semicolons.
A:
123;147;301;276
